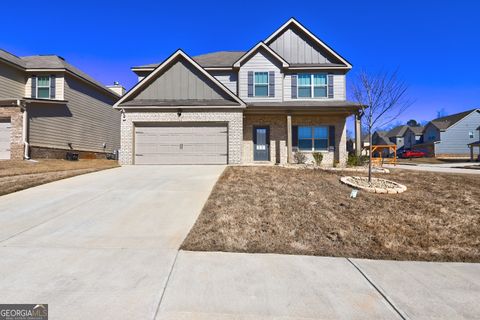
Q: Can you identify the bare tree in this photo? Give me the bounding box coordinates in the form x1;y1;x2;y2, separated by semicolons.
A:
352;70;411;182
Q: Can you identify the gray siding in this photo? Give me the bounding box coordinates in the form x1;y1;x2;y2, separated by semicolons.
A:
238;50;283;102
436;110;480;156
209;71;238;94
268;26;338;64
28;74;120;153
403;130;417;149
423;123;440;143
132;58;232;101
0;63;25;99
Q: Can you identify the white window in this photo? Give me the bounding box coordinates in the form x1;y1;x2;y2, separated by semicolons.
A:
298;74;327;98
298;126;329;151
469;131;474;139
37;76;50;99
254;72;269;97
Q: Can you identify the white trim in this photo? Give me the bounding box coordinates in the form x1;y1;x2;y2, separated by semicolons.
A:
288;66;350;70
264;18;352;69
114;49;246;109
132;67;235;72
297;73;328;99
119;106;244;110
233;42;289;68
36;75;51;99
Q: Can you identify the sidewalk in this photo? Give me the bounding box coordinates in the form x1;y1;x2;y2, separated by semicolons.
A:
155;251;480;320
385;162;480;174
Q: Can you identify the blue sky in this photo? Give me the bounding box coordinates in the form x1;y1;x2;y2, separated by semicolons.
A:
2;0;479;125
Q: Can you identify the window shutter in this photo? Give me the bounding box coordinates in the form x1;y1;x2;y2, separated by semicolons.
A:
268;71;275;97
50;75;56;99
291;74;297;99
247;71;253;97
328;125;335;151
328;74;334;99
292;125;298;148
31;76;37;98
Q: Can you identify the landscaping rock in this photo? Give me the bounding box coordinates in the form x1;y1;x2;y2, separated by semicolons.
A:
340;176;407;194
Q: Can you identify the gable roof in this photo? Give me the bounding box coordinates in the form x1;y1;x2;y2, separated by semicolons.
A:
264;18;352;68
233;42;289;68
429;109;479;131
408;126;425;135
0;49;26;68
373;130;393;145
386;125;409;138
115;49;245;109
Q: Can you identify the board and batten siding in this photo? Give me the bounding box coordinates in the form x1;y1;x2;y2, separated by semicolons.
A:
436;110;480;156
268;27;337;64
0;63;26;99
209;71;238;94
28;74;120;153
238;50;282;102
133;58;232;101
284;72;346;101
25;74;64;100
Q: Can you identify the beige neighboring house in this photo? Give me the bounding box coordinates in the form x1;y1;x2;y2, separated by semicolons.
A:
0;49;122;160
115;18;362;166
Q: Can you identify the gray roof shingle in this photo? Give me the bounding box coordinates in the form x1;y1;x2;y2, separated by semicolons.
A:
386;125;409;138
430;109;478;130
134;51;246;69
0;49;26;68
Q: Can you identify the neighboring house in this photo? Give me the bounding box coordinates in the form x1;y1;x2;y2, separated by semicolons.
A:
372;131;393;146
385;125;409;151
414;109;480;158
404;126;424;148
0;49;121;160
114;18;362;165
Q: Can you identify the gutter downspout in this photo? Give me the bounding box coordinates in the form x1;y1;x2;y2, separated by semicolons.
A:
17;99;30;159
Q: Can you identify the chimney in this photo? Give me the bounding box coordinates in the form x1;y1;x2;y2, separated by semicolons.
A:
106;81;126;96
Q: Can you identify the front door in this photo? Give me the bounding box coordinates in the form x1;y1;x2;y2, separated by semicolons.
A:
253;126;269;161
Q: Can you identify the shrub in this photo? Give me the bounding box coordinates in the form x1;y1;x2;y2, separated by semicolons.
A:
294;151;307;164
347;154;368;166
312;152;323;165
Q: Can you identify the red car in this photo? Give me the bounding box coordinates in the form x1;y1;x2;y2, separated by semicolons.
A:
400;150;426;158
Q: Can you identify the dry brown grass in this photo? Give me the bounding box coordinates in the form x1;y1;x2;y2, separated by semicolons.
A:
0;159;119;196
182;166;480;262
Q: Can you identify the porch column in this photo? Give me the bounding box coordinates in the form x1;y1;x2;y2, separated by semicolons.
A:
471;145;474;162
355;112;362;156
287;114;293;163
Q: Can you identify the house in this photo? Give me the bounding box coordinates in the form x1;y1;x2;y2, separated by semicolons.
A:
403;126;424;149
0;49;121;160
372;131;393;146
414;109;480;158
385;125;409;151
114;18;362;165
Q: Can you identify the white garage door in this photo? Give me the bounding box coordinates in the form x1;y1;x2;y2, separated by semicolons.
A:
134;123;228;165
0;120;11;160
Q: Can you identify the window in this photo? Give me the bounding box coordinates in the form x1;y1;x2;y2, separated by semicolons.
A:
37;76;50;99
298;126;328;151
469;131;474;139
254;72;269;97
298;74;327;98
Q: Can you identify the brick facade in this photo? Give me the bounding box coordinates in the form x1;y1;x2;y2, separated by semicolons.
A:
0;106;24;160
119;109;243;165
243;113;348;166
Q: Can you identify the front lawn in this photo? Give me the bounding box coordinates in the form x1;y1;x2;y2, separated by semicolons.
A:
182;166;480;262
0;159;119;196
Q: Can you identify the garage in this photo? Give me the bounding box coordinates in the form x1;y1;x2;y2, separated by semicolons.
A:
0;120;11;160
134;123;228;165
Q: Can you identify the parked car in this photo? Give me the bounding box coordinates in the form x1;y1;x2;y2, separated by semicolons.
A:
399;150;427;158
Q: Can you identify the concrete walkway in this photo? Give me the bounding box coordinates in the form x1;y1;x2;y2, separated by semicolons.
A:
0;165;225;319
155;251;480;320
385;162;480;174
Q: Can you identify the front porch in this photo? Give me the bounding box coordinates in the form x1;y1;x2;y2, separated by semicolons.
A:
242;107;361;166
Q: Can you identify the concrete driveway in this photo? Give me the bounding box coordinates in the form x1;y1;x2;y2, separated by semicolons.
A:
0;165;225;319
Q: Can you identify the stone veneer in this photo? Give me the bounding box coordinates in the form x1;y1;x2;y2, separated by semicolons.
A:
243;114;347;166
120;109;243;165
0;106;24;160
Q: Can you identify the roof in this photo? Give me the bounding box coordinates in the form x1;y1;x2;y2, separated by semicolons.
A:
430;109;479;131
409;126;425;135
21;55;113;95
373;131;394;145
386;125;409;138
133;51;246;70
115;50;246;109
0;49;118;98
233;43;289;68
0;49;25;68
120;99;239;107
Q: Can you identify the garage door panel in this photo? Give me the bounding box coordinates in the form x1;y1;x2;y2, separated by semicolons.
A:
0;121;11;160
134;123;228;165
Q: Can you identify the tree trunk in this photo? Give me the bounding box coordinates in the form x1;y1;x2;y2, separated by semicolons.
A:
368;131;372;182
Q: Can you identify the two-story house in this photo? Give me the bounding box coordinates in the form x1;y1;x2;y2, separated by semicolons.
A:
0;49;121;160
114;18;362;165
417;109;480;158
